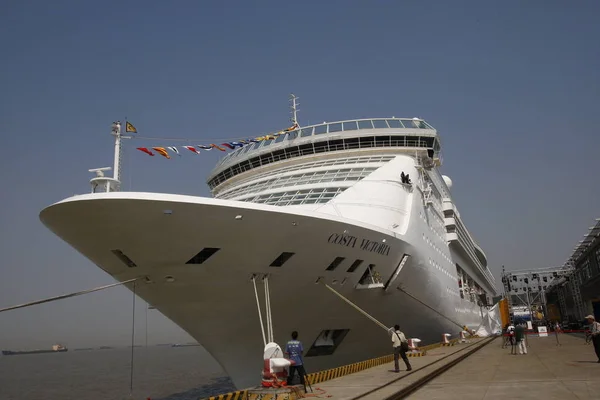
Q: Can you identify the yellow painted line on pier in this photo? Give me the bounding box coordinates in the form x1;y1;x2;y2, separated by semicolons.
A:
206;389;247;400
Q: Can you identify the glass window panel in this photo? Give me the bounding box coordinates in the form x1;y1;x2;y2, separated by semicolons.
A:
300;128;313;137
314;124;328;135
328;123;343;132
357;120;373;129
401;119;416;128
386;119;402;128
372;119;389;128
415;120;427;129
275;135;286;143
343;121;358;131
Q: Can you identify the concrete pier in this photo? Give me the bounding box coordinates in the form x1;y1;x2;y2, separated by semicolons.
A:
306;334;599;399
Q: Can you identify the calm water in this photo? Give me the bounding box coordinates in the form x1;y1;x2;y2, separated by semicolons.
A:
0;346;235;400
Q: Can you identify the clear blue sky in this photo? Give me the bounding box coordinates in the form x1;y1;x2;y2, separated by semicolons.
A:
1;0;599;348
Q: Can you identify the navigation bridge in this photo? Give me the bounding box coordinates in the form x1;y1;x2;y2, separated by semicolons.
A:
207;117;442;198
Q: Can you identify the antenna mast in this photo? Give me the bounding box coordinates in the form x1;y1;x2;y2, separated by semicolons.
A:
88;121;131;193
289;94;300;127
112;121;123;186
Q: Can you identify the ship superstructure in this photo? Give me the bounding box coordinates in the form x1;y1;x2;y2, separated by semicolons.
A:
39;100;496;389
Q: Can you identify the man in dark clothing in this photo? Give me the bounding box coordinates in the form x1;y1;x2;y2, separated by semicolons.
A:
514;321;527;355
585;315;600;363
285;331;306;385
391;324;412;372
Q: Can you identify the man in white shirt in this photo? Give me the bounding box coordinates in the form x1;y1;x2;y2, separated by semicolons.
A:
390;324;412;372
584;315;600;363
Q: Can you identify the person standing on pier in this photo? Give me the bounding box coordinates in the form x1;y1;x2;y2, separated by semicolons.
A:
390;324;412;372
285;331;306;386
584;315;600;362
514;320;527;355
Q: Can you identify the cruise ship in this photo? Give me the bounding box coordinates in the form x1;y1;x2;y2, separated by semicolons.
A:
39;99;497;389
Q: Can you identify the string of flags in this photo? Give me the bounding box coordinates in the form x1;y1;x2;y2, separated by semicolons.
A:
131;121;300;159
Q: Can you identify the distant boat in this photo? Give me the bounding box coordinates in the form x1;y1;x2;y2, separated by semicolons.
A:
2;344;68;356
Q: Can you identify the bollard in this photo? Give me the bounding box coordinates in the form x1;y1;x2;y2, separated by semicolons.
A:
408;338;422;352
459;330;467;343
442;333;451;345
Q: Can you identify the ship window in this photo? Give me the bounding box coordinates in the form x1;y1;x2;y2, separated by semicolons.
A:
421;136;434;147
111;249;137;268
343;138;359;149
314;142;328;153
325;257;344;271
374;136;390;147
186;248;220;264
325;139;340;151
386;119;402;128
305;329;350;357
270;252;295;267
359;136;374;148
329;123;342;132
343;121;358;131
358;120;373;129
298;143;313;155
347;259;363;272
372;119;389;129
358;264;381;285
391;136;405;147
271;149;285;161
314;125;327;135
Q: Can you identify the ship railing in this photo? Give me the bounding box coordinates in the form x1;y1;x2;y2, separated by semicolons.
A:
445;207;495;287
209;137;432;190
453;223;496;289
215;117;436;168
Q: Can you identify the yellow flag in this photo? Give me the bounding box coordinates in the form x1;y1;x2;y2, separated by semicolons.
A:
126;121;137;133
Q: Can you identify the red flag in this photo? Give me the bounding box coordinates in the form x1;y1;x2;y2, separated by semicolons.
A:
137;147;154;156
220;143;234;149
184;146;199;154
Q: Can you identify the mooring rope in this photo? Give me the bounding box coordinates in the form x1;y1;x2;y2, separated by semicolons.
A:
322;282;476;336
322;283;391;333
252;275;267;346
0;278;140;313
396;286;471;332
129;281;136;398
264;275;274;343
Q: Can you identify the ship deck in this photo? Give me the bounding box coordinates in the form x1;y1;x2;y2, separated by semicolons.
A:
205;333;599;400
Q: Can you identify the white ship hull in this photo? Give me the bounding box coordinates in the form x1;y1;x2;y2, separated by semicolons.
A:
40;192;487;390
